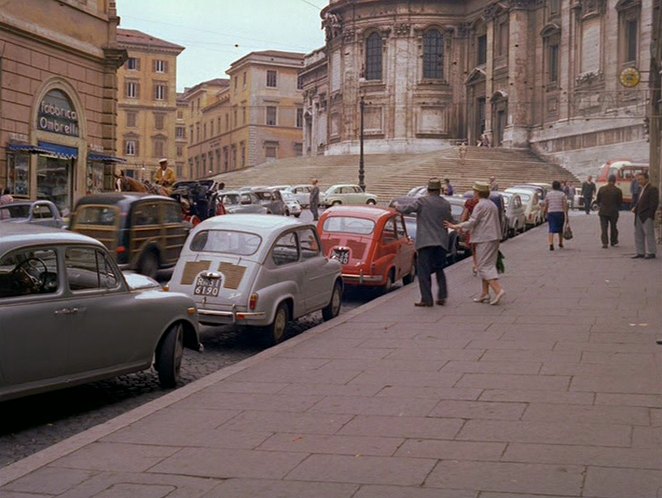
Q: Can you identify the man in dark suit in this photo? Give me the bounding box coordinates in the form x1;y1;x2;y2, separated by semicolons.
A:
631;172;659;259
581;176;597;214
596;174;623;248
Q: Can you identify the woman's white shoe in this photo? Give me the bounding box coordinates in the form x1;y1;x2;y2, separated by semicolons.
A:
490;290;505;305
473;295;490;303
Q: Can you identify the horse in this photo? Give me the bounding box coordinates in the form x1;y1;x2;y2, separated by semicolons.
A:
115;171;148;193
142;180;171;197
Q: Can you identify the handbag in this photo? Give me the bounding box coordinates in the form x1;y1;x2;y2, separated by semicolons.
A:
496;250;505;274
563;224;573;240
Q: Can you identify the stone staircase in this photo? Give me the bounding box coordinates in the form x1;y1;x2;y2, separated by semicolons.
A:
211;147;578;203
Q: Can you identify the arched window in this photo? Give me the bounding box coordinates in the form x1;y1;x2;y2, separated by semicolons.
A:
423;29;444;79
365;32;383;81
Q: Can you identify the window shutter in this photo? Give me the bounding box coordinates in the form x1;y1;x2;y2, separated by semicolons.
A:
136;83;140;99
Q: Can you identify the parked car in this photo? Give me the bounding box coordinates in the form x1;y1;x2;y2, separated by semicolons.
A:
167;214;343;345
0;224;201;401
211;191;268;215
280;190;302;217
406;186;427;197
318;206;415;290
504;188;543;227
252;188;288;215
323;184;378;207
270;184;292;192
512;183;550;201
500;192;527;236
0;200;64;228
288;184;315;208
69;193;189;278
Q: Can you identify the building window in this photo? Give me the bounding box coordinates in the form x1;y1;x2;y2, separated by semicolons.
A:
297;76;304;90
477;34;487;65
126;111;137;127
225;113;230;130
294;143;303;156
548;42;559;84
365;32;383;81
242;105;247;125
125;140;138;156
153;140;165;158
233;108;238;127
203;123;207;139
154;59;167;73
549;0;561;17
496;19;509;57
126;81;139;98
208;152;214;174
242;71;247;86
176;126;185;139
266;70;278;87
625;18;637;63
196;123;200;142
223;146;229;170
231;145;237;168
240;141;246;167
127;57;140;70
154;83;167;101
177;110;183;119
176;145;183;157
154;113;165;130
266;106;277;126
265;142;278;159
296;108;304;128
423;29;444;79
189;125;193;144
217;117;221;132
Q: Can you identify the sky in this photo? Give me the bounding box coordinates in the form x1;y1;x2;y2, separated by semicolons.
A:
117;0;328;91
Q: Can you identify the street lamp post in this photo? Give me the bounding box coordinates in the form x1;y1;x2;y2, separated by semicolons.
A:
358;95;366;192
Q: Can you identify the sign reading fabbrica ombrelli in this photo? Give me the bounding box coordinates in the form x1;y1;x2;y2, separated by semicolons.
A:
37;89;79;137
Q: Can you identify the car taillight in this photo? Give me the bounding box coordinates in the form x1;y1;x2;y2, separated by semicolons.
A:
116;245;126;254
249;293;258;310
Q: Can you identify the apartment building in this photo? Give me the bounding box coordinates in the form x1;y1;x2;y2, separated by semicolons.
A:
116;28;184;181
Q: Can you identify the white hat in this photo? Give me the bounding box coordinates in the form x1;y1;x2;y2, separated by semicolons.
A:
158;158;168;164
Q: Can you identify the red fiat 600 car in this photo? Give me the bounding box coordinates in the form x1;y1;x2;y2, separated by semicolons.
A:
318;206;416;290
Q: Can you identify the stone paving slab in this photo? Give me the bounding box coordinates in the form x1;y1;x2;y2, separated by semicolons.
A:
1;212;661;497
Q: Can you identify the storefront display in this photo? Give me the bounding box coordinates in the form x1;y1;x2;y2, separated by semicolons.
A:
7;153;30;197
37;156;72;217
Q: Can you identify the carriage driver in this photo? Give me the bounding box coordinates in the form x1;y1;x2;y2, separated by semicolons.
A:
154;158;177;188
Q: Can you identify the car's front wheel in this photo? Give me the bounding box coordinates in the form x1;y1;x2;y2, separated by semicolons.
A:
366;199;376;205
322;280;342;321
264;302;289;346
332;201;341;206
402;259;416;285
155;323;184;388
138;251;159;279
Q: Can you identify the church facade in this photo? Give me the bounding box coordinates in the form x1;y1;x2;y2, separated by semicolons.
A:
300;0;657;176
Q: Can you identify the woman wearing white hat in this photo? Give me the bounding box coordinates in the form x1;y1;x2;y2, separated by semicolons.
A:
445;181;505;305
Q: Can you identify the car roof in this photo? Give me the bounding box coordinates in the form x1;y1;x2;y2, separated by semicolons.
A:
76;192;175;208
195;214;305;234
505;188;534;196
327;184;360;189
0;224;103;253
323;205;392;220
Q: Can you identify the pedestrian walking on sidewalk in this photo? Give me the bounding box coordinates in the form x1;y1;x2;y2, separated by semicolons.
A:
309;178;320;221
543;180;569;251
395;178;453;307
446;181;505;305
596;174;623;248
631;171;659;259
462;192;480;276
581;176;596;214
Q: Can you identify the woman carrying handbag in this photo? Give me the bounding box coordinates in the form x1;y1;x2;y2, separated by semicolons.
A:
543;181;569;250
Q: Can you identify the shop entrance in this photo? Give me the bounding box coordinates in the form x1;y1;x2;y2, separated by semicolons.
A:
37;155;73;217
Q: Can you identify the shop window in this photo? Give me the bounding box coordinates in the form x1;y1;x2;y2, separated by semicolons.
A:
365;32;383;81
7;154;30;196
423;29;444;80
267;70;278;87
266;106;277;126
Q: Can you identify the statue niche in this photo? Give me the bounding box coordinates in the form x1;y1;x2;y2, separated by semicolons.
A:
322;11;343;41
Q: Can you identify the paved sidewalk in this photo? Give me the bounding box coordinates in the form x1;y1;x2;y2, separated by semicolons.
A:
1;212;661;498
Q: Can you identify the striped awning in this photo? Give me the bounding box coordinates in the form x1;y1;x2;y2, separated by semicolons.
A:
88;152;127;163
37;141;78;159
6;143;50;154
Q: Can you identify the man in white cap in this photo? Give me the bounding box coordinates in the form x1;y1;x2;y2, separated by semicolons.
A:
154;158;176;188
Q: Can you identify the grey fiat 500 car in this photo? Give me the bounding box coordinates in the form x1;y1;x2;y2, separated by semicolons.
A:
0;224;201;402
168;214;343;345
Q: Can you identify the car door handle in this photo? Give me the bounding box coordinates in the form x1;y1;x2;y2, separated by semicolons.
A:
54;307;79;315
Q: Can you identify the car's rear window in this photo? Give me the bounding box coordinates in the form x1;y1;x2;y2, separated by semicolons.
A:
189;230;262;256
74;206;118;226
0;205;30;219
323;216;375;235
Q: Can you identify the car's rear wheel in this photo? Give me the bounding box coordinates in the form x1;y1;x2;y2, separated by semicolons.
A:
285;209;290;216
322;280;342;321
155;323;184;388
366;199;376;205
402;259;416;285
382;268;396;293
264;302;289;346
294;213;301;218
138;251;159;279
332;201;341;206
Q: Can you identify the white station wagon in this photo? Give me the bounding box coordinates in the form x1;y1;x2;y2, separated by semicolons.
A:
168;215;343;345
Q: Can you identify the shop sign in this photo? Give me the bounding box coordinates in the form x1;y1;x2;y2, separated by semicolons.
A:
37;89;79;137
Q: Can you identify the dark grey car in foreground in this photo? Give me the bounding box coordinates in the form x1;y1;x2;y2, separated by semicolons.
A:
0;224;201;402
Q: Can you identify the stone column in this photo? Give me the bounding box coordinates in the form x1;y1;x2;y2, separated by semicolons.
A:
504;3;530;147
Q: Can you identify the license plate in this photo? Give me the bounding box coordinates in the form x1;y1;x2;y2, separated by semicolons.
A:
194;275;222;297
332;249;349;265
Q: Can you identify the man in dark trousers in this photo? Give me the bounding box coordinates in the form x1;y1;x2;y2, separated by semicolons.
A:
596;174;623;248
309;178;320;221
395;178;453;307
581;176;597;214
631;171;659;259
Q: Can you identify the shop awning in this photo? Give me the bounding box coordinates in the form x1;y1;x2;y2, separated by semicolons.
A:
6;143;51;154
37;141;78;159
88;152;127;163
